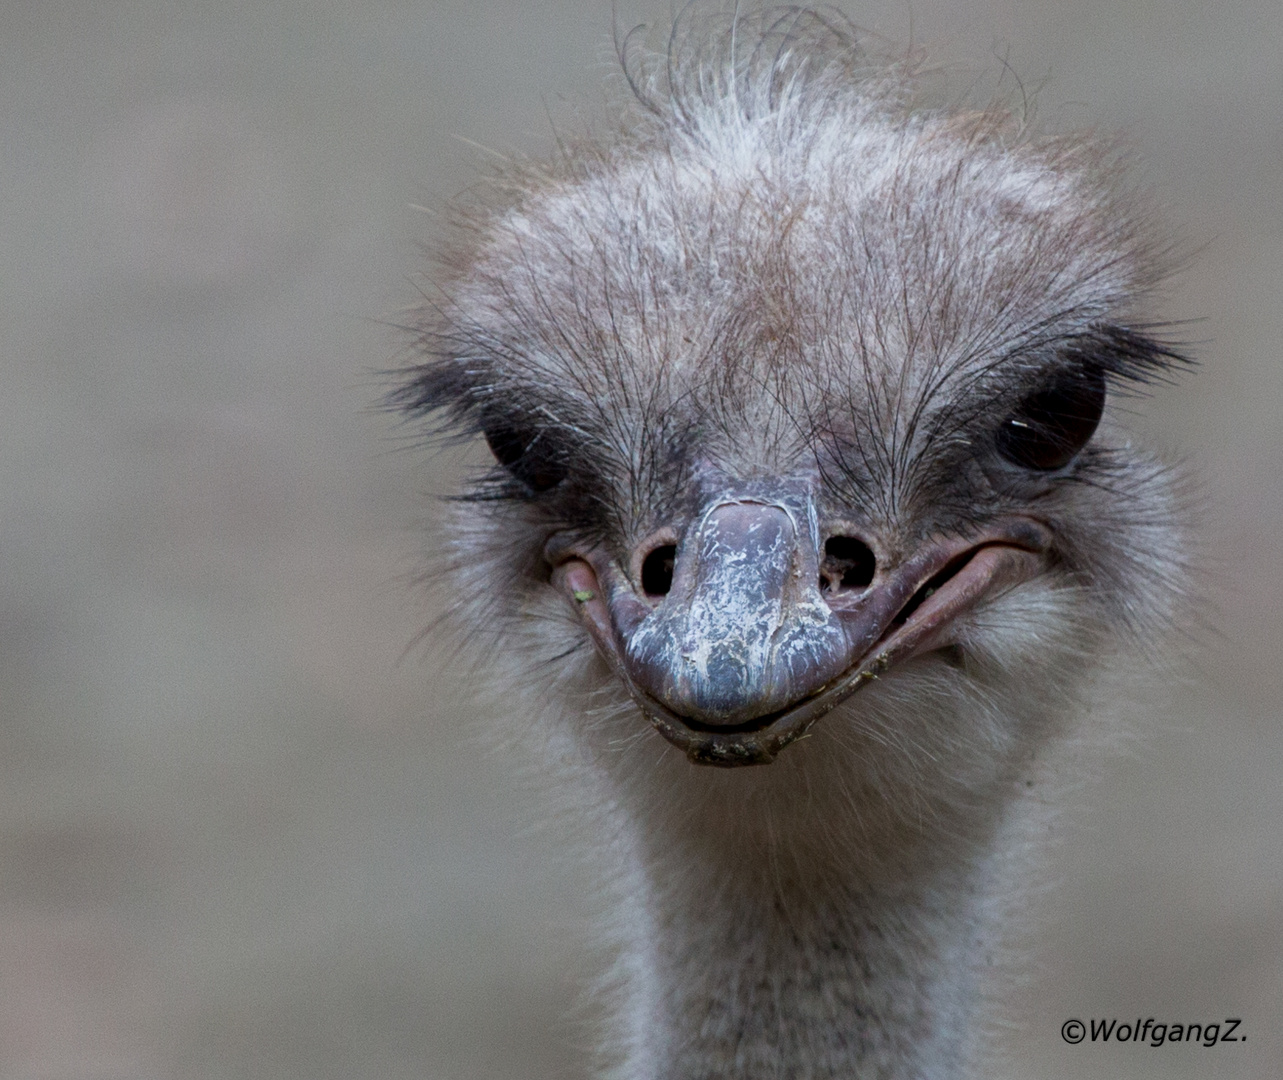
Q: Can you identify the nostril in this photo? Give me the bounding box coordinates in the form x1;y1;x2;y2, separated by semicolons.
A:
820;535;876;593
641;544;677;597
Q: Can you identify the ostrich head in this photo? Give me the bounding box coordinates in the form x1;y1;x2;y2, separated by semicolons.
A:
401;11;1185;778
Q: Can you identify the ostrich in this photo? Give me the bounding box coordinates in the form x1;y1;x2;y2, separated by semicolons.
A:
397;8;1188;1078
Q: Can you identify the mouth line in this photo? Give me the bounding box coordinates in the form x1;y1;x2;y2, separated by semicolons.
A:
888;546;980;629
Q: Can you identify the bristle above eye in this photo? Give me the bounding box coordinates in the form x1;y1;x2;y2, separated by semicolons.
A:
995;366;1107;471
1059;326;1193;393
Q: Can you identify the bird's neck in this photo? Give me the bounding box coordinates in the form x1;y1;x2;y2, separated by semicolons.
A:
603;759;1005;1080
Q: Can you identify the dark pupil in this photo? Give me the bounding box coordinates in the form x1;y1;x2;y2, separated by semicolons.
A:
482;423;565;492
996;367;1106;471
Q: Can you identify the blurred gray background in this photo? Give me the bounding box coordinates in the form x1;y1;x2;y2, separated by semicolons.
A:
0;1;1279;1077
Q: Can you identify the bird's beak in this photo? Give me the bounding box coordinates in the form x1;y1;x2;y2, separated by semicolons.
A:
549;500;1051;767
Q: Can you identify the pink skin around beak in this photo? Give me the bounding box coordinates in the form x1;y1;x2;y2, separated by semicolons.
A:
549;507;1052;767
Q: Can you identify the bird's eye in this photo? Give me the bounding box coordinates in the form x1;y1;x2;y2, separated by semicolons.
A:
482;422;566;492
995;367;1106;471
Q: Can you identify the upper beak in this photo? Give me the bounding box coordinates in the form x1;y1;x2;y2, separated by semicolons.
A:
549;494;1051;767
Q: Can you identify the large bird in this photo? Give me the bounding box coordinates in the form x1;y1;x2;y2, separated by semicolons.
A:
397;8;1189;1078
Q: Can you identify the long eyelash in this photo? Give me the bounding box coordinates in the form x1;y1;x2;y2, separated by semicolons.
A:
1065;324;1194;391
